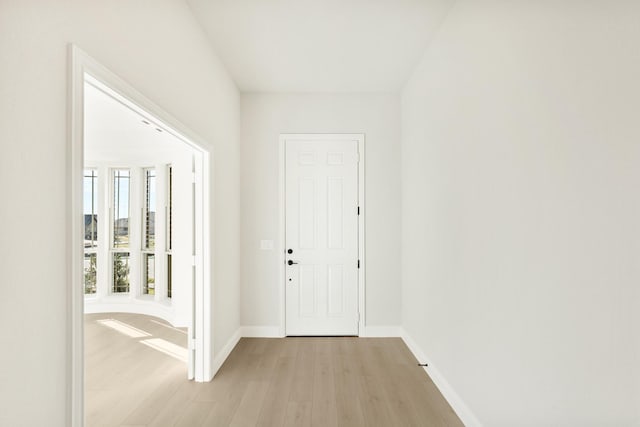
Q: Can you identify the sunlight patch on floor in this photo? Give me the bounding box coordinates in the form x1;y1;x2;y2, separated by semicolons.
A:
140;338;189;362
150;319;188;334
97;319;152;338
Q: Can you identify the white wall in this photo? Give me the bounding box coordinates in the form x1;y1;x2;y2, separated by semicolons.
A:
401;1;640;425
240;93;402;330
0;1;240;426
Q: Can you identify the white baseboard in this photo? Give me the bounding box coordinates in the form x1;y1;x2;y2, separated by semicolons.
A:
360;325;401;337
240;326;281;337
400;328;482;427
210;328;241;380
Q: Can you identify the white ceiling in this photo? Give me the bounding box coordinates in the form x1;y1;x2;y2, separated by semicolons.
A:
84;81;191;165
187;0;453;93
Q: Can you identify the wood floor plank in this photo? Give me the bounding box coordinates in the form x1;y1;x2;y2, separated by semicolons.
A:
86;314;463;427
251;339;284;381
228;380;270;427
118;366;185;425
147;381;207;426
380;363;434;426
288;339;316;403
311;340;338;427
198;378;250;426
85;313;188;427
416;371;466;427
174;401;214;427
280;337;301;358
357;374;395;427
284;401;312;427
394;363;455;426
332;348;365;427
256;356;296;427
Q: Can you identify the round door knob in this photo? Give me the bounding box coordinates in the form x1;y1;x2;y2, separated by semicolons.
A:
287;260;298;265
287;249;293;254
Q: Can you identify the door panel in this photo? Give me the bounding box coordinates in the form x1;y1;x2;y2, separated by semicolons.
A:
327;177;344;249
327;264;344;316
298;264;317;316
298;178;316;249
285;137;359;336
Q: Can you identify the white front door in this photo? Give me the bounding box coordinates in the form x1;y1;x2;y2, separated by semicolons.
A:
285;136;360;336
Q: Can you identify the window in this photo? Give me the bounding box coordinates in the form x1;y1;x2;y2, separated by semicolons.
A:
166;254;172;298
142;253;155;295
166;164;173;298
112;169;130;249
84;253;97;294
111;169;130;293
83;169;98;294
167;165;173;251
84;169;98;249
142;168;156;295
113;252;131;293
143;168;156;250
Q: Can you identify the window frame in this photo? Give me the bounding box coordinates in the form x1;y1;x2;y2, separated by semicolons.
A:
83;168;98;295
110;168;131;294
141;167;156;295
166;164;173;299
142;167;156;251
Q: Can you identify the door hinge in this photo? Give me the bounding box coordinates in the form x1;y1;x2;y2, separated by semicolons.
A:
356;152;360;163
357;259;360;269
357;206;360;215
192;172;196;183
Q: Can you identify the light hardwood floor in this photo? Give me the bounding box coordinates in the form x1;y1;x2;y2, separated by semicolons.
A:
86;313;463;426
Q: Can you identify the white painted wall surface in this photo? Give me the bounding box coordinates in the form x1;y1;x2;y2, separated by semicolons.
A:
0;1;240;425
240;94;401;329
401;1;640;425
187;0;454;92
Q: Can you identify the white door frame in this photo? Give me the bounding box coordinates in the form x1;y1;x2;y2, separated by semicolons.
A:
68;45;213;427
278;134;365;337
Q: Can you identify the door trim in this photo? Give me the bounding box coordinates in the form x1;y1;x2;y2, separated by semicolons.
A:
278;134;365;337
68;45;213;427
